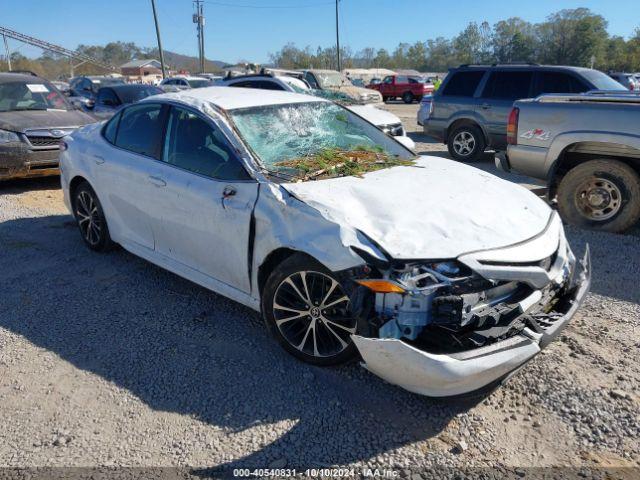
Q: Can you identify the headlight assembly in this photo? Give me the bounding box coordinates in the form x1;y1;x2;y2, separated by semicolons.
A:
0;129;21;144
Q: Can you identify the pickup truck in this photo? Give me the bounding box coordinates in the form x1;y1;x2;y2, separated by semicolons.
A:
497;92;640;233
368;75;434;104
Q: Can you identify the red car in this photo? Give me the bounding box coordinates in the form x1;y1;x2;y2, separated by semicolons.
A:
369;75;434;104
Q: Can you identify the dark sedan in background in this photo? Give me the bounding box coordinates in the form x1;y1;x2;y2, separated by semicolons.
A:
0;72;95;180
90;84;163;119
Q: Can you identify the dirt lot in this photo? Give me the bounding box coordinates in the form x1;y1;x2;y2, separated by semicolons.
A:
0;103;639;478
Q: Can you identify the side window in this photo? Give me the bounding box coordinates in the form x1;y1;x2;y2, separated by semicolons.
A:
163;106;250;180
103;111;121;144
383;76;393;84
257;81;285;91
482;71;533;100
536;72;588;96
396;76;409;83
441;71;486;97
115;103;164;159
97;88;119;107
304;72;319;89
229;81;250;88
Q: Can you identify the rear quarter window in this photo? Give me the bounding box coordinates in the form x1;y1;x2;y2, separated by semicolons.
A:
103;111;121;144
441;71;485;97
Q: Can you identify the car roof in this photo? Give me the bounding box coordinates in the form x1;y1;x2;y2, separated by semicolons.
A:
452;64;594;73
108;84;159;92
0;72;49;84
146;86;326;110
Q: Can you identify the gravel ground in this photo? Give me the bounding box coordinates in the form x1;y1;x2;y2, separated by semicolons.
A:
0;103;639;478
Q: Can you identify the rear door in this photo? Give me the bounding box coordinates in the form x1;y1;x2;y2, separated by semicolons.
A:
476;69;534;148
92;103;167;250
434;69;486;131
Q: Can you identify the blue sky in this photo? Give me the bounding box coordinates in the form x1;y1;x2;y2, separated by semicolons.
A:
2;0;638;63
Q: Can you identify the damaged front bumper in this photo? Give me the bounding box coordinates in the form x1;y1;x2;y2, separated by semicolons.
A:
351;247;591;397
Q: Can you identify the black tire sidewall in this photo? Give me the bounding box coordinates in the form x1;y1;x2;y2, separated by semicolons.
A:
73;182;113;252
261;253;357;366
447;125;485;162
402;92;414;104
557;160;640;233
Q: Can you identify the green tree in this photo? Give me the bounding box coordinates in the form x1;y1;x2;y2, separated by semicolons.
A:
492;17;536;63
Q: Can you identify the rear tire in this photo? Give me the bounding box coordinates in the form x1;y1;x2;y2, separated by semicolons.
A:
402;91;414;104
261;253;357;366
72;181;113;252
557;159;640;233
447;124;485;162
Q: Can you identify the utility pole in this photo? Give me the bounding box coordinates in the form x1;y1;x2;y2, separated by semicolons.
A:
2;34;11;71
335;0;341;72
150;0;167;79
194;0;205;73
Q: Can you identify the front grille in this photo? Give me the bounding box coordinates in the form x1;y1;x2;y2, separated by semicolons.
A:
26;135;62;148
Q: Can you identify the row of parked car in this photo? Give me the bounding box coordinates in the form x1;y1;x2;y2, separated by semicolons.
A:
0;69;414;183
419;63;640;233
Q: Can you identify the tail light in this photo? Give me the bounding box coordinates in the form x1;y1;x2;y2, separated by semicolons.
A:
507;107;519;145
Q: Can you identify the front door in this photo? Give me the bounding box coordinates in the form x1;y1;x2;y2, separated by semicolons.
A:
150;105;258;293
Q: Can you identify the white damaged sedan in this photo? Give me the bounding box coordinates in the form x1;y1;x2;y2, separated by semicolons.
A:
60;87;590;397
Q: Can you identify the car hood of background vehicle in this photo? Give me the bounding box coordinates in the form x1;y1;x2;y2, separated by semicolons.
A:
328;85;380;98
0;109;95;133
346;105;400;126
282;156;552;260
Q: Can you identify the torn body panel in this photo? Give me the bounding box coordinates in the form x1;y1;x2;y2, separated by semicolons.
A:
351;244;590;397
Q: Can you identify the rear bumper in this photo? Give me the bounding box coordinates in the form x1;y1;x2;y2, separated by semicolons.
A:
352;247;591;397
0;145;60;180
505;144;549;179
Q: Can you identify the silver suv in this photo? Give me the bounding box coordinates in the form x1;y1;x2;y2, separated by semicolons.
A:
423;64;626;162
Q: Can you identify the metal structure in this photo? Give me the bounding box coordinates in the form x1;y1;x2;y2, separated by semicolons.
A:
335;0;341;71
0;26;118;74
150;0;167;78
193;0;205;73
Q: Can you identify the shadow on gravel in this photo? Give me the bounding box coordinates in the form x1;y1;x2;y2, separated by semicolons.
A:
0;214;479;471
0;176;61;194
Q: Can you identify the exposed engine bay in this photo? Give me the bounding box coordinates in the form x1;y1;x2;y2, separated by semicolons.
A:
349;245;579;356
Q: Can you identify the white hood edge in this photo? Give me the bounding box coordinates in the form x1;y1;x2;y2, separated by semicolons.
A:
282;156;553;261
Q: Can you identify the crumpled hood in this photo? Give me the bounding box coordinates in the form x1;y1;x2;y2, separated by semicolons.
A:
282;156;552;260
0;110;95;133
327;85;381;100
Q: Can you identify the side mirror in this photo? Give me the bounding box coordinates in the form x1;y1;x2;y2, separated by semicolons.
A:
395;135;415;151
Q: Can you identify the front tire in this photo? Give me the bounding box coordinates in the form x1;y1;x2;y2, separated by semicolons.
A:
261;254;357;366
402;91;414;104
447;124;485;162
73;181;113;252
557;159;640;233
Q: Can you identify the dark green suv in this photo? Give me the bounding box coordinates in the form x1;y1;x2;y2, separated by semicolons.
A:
423;64;626;162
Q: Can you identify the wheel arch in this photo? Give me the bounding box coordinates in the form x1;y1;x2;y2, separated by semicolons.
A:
445;117;488;145
547;142;640;199
257;247;302;298
69;175;91;207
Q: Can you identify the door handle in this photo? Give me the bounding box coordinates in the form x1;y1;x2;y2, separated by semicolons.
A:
221;186;237;209
480;103;491;110
148;175;166;187
93;155;105;165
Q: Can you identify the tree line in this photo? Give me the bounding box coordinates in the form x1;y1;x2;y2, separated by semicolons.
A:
270;8;640;73
2;7;639;79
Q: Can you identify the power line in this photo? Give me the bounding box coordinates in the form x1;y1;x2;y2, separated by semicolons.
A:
203;1;333;9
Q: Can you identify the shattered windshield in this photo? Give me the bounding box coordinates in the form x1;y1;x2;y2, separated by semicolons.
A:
230;101;414;181
0;81;70;112
315;71;348;88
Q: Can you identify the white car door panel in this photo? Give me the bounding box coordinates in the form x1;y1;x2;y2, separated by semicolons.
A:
150;105;258;293
92;103;166;250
